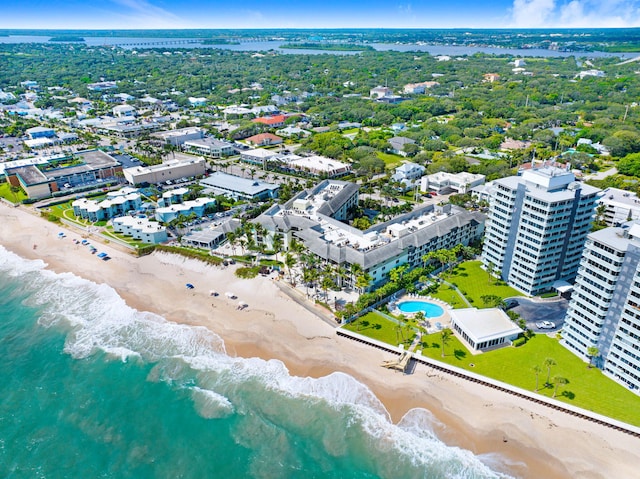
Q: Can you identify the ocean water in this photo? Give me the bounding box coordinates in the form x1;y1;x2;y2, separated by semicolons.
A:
0;245;511;479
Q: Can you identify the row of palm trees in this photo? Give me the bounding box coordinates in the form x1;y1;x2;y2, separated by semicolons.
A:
225;221;375;298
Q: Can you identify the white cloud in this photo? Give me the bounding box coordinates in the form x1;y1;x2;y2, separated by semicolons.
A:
510;0;640;27
510;0;557;27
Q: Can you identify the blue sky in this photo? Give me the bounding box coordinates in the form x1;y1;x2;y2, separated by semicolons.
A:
1;0;639;29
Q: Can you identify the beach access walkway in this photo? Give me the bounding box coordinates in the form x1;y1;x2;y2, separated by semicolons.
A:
381;349;413;373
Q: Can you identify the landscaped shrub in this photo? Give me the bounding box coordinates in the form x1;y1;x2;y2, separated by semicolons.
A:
512;337;527;347
235;266;260;279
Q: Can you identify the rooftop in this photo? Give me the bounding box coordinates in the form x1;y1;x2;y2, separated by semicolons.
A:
450;308;522;344
201;171;279;195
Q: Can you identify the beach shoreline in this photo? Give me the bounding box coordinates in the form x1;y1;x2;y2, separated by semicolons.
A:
2;202;638;479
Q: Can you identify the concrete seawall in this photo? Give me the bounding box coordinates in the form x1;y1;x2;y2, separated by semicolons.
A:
337;328;640;438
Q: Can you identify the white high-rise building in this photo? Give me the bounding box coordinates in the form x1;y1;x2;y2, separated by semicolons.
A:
563;221;640;393
481;165;600;296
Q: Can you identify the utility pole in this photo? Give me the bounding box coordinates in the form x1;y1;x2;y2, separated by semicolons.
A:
624;104;630;122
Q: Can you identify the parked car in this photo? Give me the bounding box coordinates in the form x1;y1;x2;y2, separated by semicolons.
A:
503;299;519;310
536;321;555;329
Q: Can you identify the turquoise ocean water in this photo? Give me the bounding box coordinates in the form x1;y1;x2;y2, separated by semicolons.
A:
0;245;511;478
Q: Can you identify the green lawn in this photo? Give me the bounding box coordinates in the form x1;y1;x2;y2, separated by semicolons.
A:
419;332;640;427
376;152;404;168
429;284;468;309
445;260;523;306
0;182;27;203
343;311;416;348
44;201;93;226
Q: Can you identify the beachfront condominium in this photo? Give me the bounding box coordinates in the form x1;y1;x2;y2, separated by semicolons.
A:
255;180;485;290
562;221;640;393
481;164;600;296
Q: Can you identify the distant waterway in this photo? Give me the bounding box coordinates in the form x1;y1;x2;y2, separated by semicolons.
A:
0;35;636;58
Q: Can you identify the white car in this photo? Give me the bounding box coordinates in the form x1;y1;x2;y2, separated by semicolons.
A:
536;321;555;329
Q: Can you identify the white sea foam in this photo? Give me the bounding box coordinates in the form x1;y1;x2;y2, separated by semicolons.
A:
190;386;234;419
0;245;513;478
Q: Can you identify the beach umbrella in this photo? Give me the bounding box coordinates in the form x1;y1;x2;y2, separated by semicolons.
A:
225;292;235;299
209;290;218;296
186;283;194;289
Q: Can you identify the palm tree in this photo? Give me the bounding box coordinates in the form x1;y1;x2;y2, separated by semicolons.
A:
271;233;283;261
321;270;335;301
355;272;372;293
544;358;557;386
226;231;237;255
486;261;496;284
395;323;404;344
238;238;247;255
552;376;568;398
532;365;542;391
350;263;363;288
284;253;296;284
587;346;599;369
441;329;452;357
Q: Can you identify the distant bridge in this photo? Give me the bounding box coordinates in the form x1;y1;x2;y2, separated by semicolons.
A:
102;39;202;48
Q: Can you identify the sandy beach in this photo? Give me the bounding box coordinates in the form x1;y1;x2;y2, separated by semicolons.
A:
1;202;639;479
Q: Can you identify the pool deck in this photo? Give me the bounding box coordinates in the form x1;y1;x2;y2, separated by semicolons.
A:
389;294;452;334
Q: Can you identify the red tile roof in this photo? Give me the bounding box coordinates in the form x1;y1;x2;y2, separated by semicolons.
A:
252;114;287;125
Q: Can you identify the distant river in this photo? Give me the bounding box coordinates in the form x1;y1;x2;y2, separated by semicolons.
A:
0;35;635;58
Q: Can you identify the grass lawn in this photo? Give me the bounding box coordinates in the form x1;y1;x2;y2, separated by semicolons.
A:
445;260;523;306
429;284;468;309
343;311;416;349
419;333;640;427
376;152;404;168
0;183;28;203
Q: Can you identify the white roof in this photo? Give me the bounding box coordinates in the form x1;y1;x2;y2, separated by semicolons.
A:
450;308;522;344
242;148;279;159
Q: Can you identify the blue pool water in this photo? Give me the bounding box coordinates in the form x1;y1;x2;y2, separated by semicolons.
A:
397;301;444;317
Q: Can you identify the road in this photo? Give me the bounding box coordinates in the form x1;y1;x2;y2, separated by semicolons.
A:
510;296;569;333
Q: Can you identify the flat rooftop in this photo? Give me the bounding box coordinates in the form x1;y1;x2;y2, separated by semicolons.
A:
201;172;279;196
450;308;522;344
5;165;49;185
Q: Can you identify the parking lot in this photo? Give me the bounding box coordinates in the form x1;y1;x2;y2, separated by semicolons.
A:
509;296;569;333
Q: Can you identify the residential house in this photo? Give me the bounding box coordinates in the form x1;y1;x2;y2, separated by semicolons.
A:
388;136;416;156
188;97;208;107
370;86;393;98
252;115;287;128
245;133;283;147
483;73;501;83
391;162;425;190
87;81;117;91
403;81;440;94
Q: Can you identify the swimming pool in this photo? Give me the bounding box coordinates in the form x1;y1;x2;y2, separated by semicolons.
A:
397;300;444;317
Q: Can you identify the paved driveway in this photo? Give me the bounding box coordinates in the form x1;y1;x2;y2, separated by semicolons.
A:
509;297;569;333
